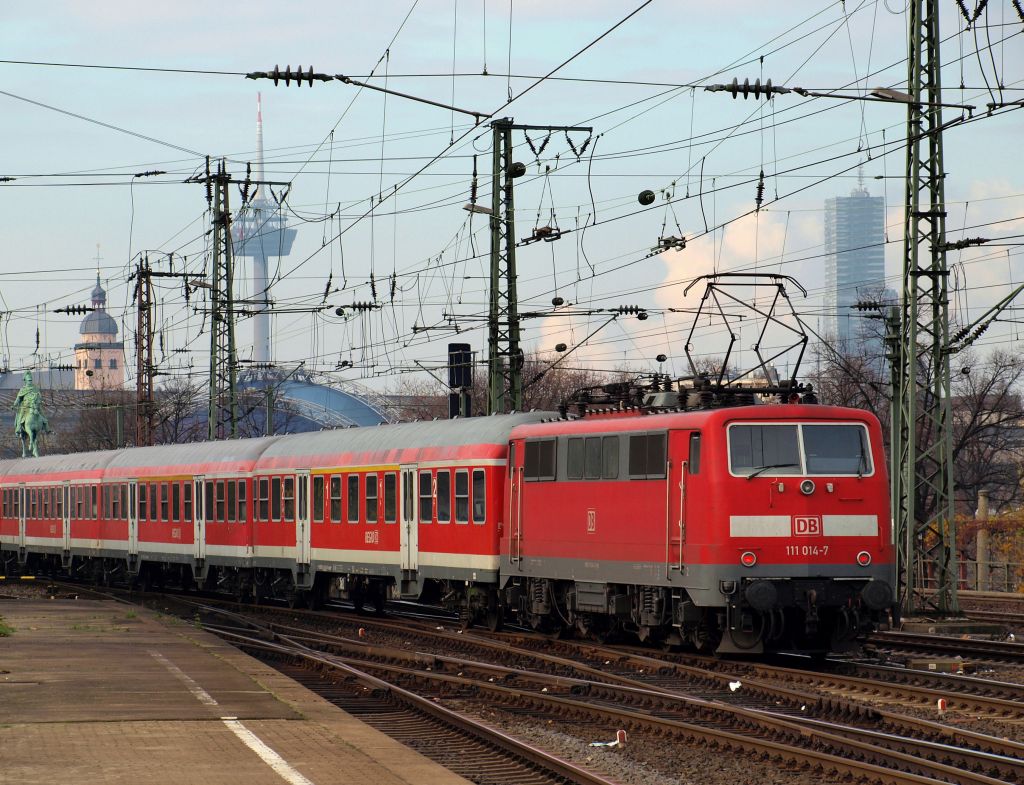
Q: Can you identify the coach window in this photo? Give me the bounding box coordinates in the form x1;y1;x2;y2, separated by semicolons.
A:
347;475;360;523
226;480;236;522
418;471;433;523
384;472;397;523
455;470;469;523
160;483;169;522
312;476;325;522
524;439;556;481
211;483;222;524
271;477;282;521
436;470;451;524
205;480;215;522
109;486;117;520
566;438;584;480
472;469;486;523
172;483;181;522
101;487;109;519
139;485;148;521
44;488;52;519
689;433;702;474
237;481;247;521
283;477;295;521
257;478;269;521
365;474;379;524
91;485;99;519
29;489;37;519
330;476;343;522
147;484;156;523
183;482;193;522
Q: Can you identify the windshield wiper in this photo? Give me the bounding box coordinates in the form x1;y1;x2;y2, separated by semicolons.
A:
746;463;800;480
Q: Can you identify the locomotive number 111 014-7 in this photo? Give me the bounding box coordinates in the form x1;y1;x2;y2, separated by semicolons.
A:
785;544;830;557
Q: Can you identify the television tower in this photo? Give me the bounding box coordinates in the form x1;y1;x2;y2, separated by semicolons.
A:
233;94;297;364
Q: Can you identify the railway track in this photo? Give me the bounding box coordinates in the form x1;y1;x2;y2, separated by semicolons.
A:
37;582;1024;784
192;601;1024;785
870;630;1024;665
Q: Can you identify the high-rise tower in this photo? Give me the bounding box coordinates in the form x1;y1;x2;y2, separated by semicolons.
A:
233;94;297;364
824;181;886;353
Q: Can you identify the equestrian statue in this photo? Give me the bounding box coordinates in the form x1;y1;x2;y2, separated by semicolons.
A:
13;371;50;458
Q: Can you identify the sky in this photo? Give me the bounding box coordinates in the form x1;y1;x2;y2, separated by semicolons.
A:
1;1;1022;395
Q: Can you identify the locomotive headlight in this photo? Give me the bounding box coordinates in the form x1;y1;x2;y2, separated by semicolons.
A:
799;479;815;495
856;550;872;567
740;551;757;567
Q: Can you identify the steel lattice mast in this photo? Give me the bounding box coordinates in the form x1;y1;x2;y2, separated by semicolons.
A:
486;119;592;414
134;254;155;447
209;159;238;440
487;119;522;415
893;0;958;615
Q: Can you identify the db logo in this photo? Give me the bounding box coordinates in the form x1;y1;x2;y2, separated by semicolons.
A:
586;509;597;533
792;516;822;537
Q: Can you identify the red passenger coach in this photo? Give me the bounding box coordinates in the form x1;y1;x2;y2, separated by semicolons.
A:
249;414;547;611
0;414;550;614
502;404;893;653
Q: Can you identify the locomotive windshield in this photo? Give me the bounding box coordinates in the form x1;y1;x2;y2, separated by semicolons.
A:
729;423;872;477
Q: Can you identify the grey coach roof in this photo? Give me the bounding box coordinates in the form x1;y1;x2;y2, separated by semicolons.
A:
0;412;556;480
105;436;283;472
0;449;122;480
258;412;555;462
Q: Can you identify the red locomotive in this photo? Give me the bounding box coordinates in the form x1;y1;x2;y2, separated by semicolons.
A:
0;399;893;655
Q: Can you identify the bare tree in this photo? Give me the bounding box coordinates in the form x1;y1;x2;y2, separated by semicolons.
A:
152;378;207;444
949;349;1024;515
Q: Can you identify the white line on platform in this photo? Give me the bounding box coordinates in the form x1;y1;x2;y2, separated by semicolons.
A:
149;650;316;784
149;649;217;706
222;719;316;785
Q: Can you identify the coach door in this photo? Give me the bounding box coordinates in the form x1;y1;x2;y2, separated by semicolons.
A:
399;465;418;571
193;476;206;561
296;470;310;565
508;442;523;567
666;430;699;578
62;482;72;554
17;484;26;554
127;481;139;558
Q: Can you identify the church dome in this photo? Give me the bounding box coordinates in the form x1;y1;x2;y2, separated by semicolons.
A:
80;275;118;336
79;309;118;336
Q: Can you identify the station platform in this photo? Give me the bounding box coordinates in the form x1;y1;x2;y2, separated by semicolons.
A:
0;598;472;785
